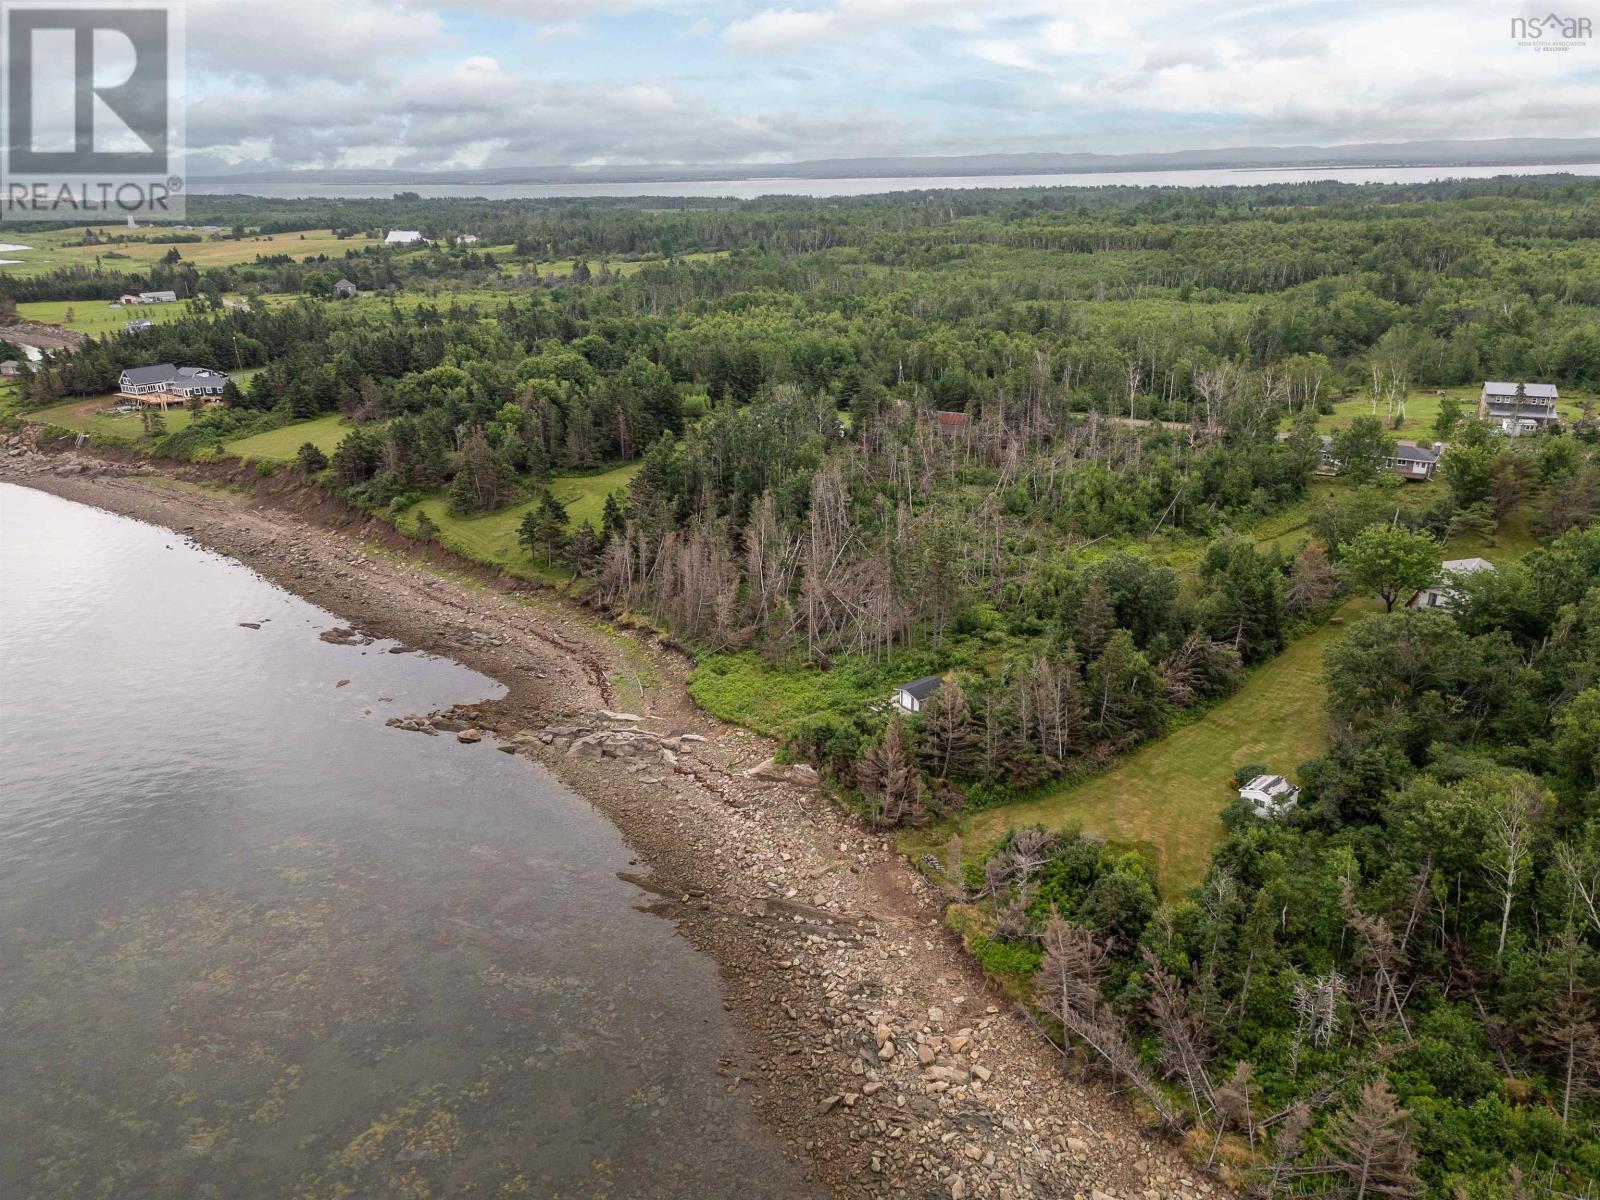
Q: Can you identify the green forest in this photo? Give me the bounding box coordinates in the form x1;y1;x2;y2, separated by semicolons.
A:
5;176;1600;1198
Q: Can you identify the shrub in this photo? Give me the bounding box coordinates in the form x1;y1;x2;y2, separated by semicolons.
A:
296;442;330;472
1233;762;1267;788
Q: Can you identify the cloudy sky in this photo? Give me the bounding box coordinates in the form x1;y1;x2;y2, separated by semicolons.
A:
183;0;1600;172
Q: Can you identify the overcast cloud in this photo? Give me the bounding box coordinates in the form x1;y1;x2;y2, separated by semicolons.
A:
182;0;1600;173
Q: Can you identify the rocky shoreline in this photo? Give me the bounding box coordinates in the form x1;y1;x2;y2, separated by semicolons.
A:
2;443;1228;1200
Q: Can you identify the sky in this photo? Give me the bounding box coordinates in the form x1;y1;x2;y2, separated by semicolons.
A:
181;0;1600;173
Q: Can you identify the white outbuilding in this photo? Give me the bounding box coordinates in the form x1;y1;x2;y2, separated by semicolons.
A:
1239;773;1300;818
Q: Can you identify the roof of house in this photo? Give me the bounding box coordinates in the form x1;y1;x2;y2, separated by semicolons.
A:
935;410;969;427
0;359;18;367
1441;556;1495;575
897;676;944;701
1393;442;1438;463
1483;381;1559;400
1242;774;1299;798
385;229;423;243
334;278;355;287
120;363;228;388
139;290;177;301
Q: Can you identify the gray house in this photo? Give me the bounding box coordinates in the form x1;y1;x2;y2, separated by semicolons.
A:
137;290;179;304
1317;436;1439;481
1387;441;1439;481
117;363;232;410
1479;382;1559;436
892;676;943;714
333;278;358;298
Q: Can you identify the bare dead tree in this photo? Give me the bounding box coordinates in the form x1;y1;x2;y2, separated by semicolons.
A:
1554;841;1600;938
1290;970;1347;1077
1536;926;1600;1131
1255;1101;1312;1198
1212;1060;1261;1166
1341;879;1412;1039
1036;918;1185;1129
1318;1078;1424;1200
857;718;924;828
1144;948;1218;1121
1483;778;1549;969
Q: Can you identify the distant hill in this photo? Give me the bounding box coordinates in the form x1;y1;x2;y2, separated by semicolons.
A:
196;138;1600;188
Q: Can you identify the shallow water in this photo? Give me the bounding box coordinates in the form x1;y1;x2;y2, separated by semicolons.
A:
0;483;820;1199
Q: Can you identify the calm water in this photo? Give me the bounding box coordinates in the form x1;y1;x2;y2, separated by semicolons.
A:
188;162;1600;201
0;483;819;1199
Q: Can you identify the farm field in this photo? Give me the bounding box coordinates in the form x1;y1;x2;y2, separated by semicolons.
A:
223;413;352;460
0;227;380;277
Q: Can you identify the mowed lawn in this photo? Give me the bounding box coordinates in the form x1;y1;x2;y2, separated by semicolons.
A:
1290;386;1587;439
26;395;193;440
402;462;641;576
953;615;1352;894
15;299;197;336
224;413;353;460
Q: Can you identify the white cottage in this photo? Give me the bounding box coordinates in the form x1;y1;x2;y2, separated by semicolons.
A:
1239;773;1300;818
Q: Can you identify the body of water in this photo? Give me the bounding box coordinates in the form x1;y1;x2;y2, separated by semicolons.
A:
0;483;819;1199
188;162;1600;201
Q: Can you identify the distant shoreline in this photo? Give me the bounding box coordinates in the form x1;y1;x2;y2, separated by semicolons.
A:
189;161;1600;202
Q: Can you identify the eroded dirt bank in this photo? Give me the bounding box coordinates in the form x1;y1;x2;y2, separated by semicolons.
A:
1;445;1226;1200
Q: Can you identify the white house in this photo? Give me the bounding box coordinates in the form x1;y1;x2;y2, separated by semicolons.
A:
456;233;479;245
892;676;943;714
1408;557;1495;613
1239;774;1300;818
385;229;424;246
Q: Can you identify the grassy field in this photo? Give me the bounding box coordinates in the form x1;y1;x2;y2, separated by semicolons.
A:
936;493;1543;896
0;227;380;278
401;462;642;579
223;413;353;460
15;298;197;336
25;395;193;440
946;610;1356;894
1291;385;1588;439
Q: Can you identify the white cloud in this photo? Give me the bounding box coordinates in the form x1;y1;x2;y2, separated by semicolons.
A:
724;8;838;51
180;0;1600;172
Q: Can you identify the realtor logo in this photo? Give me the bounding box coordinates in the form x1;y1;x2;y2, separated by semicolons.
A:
1510;12;1593;51
0;1;184;221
